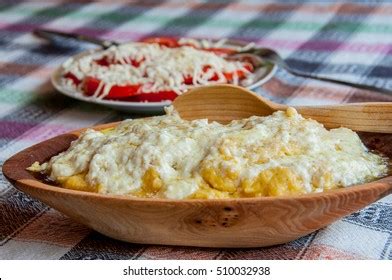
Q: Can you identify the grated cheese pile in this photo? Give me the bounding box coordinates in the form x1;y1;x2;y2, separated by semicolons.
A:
62;42;253;99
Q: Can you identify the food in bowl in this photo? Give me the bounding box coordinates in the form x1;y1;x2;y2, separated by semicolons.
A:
61;37;254;102
28;107;388;199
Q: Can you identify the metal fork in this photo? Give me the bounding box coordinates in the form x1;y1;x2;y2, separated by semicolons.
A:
233;47;392;95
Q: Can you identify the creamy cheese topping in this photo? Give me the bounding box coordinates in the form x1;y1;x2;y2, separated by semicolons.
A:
30;107;388;199
62;41;253;98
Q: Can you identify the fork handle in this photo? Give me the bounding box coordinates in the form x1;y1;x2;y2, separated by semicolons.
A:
33;28;118;49
284;67;392;95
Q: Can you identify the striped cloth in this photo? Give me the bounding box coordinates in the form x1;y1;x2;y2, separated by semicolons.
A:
1;0;392;260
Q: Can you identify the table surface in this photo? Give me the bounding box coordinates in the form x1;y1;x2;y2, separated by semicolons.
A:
0;0;391;260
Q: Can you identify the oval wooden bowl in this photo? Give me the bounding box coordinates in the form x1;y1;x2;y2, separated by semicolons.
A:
3;85;392;248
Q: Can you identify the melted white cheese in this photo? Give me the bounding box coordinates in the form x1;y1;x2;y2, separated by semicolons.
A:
36;107;388;199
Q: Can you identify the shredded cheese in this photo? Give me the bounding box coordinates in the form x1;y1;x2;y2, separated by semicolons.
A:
61;41;254;99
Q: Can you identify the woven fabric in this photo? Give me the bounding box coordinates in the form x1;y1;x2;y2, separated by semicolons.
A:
0;0;391;260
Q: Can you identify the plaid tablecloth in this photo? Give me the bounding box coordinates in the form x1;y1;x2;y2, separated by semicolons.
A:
1;0;392;260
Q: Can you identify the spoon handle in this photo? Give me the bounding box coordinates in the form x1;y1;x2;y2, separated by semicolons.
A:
33;28;118;49
295;102;392;133
285;68;392;95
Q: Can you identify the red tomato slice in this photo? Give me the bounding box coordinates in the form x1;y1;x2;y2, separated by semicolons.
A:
183;62;252;84
125;91;178;102
183;75;193;85
83;77;141;99
223;63;253;80
130;58;144;67
95;57;110;66
198;63;253;82
94;56;144;67
140;37;180;48
83;77;177;102
64;72;81;85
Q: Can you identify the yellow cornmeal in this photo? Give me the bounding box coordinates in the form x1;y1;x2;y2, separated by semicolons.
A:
28;107;388;199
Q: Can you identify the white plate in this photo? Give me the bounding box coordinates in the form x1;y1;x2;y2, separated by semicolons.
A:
51;40;277;114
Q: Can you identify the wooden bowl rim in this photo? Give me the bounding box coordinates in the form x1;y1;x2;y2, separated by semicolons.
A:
3;122;392;205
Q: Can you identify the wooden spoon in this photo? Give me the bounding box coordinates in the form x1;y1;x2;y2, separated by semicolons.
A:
2;84;392;248
173;84;392;133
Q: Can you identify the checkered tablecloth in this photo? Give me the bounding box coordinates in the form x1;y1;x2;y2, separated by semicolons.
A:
0;0;391;260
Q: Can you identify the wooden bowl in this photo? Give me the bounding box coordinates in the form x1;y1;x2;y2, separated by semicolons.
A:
3;85;392;248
